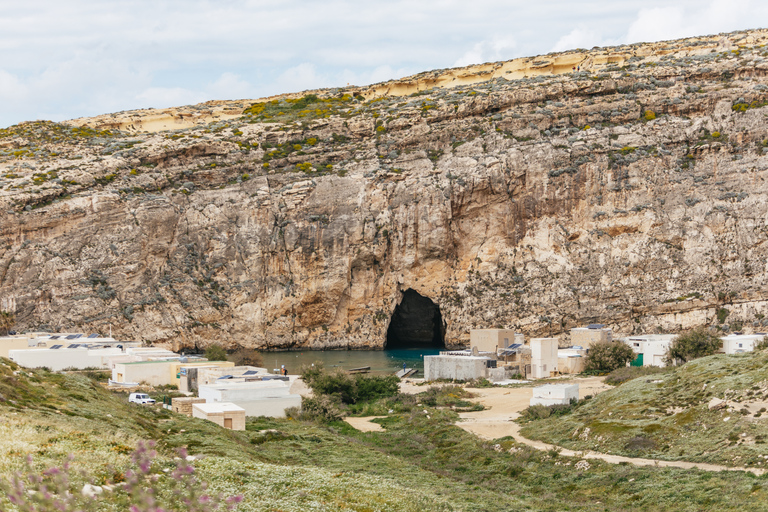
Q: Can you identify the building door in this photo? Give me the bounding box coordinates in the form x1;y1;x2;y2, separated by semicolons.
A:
630;354;643;367
224;418;233;429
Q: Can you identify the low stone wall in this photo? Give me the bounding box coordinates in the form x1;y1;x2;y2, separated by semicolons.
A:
172;397;206;417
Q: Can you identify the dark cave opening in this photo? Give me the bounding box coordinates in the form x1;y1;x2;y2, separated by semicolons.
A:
385;289;446;349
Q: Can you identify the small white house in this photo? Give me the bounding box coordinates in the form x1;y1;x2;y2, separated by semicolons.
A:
530;383;579;406
722;334;766;355
622;334;677;367
192;402;246;430
198;380;301;418
530;338;558;379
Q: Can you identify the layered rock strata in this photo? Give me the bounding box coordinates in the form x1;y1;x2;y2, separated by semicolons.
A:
2;30;768;350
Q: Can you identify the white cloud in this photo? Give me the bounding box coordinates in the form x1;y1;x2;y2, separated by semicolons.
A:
552;28;613;52
453;36;517;67
206;73;254;100
0;0;765;127
135;87;204;109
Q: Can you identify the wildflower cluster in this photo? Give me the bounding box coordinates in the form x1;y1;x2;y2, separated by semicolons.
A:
0;441;242;512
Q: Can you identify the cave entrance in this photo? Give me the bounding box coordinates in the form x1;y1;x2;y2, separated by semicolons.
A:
385;289;446;349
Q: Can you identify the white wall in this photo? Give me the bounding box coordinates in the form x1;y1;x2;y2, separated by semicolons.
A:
10;347;124;371
530;384;579;406
424;355;489;381
112;361;172;386
198;381;301;418
722;334;765;354
530;338;558;379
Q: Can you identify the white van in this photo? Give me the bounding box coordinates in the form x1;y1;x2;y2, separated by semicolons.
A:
128;393;156;405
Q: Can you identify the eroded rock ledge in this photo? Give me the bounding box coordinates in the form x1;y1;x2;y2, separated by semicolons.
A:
2;29;768;350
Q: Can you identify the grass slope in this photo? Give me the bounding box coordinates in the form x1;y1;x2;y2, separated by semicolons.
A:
521;351;768;468
2;357;768;511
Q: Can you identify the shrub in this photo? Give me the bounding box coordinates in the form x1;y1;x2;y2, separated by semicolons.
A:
755;336;768;351
519;401;577;422
717;307;730;324
292;395;346;423
584;341;636;374
300;363;399;404
204;344;228;362
644;110;656;121
666;327;722;365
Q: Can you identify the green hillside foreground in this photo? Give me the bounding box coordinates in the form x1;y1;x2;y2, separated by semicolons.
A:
1;357;768;511
521;350;768;469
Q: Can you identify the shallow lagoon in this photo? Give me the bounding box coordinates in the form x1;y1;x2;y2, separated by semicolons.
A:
258;348;443;376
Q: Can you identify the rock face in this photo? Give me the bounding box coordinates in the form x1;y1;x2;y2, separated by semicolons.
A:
3;30;768;350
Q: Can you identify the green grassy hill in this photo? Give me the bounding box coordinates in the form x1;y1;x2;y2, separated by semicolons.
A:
2;357;768;511
521;351;768;469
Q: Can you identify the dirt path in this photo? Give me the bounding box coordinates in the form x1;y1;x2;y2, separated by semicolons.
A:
452;377;766;476
344;376;765;475
344;416;387;432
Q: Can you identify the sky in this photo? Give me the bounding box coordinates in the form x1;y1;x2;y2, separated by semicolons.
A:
0;1;766;128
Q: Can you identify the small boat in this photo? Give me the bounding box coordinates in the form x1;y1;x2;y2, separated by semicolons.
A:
108;379;140;387
347;366;371;374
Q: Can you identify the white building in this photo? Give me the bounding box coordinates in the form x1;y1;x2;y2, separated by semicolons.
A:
198;380;302;418
721;334;766;355
423;353;493;381
530;338;558;379
530;383;579;406
622;334;677;367
192;402;246;430
10;345;125;371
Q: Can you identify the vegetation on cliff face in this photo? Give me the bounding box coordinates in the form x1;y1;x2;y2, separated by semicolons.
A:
522;350;768;467
3;30;768;349
3;357;768;511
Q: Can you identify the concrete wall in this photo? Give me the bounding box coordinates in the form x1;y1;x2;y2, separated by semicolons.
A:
469;329;517;353
172;397;207;417
530;338;558;379
571;328;612;348
10;347;124;371
424;355;490;381
113;361;172;386
530;384;579;406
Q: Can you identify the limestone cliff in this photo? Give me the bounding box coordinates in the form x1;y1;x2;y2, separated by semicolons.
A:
3;29;768;350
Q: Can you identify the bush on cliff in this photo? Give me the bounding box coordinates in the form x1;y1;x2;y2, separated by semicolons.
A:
584;340;636;374
666;327;722;365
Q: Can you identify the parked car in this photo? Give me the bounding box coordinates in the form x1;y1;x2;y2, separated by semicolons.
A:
128;393;156;405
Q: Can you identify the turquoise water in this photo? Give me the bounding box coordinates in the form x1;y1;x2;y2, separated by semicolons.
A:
258;348;442;376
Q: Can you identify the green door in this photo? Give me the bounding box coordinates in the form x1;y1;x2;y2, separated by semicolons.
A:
630;353;643;367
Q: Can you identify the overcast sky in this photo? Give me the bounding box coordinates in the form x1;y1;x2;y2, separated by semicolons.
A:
1;1;766;127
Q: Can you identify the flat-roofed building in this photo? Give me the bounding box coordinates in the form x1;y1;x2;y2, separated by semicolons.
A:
198;379;301;418
469;329;522;353
571;325;612;348
192;402;245;430
622;334;677;367
530;338;558;379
